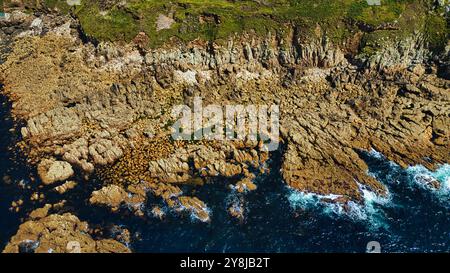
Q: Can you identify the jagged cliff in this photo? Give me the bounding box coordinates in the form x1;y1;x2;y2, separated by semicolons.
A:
0;1;449;252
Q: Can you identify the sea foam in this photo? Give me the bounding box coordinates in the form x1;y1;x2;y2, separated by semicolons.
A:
287;183;390;230
406;163;450;203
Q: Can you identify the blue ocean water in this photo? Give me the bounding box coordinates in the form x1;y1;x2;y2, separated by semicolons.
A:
0;94;449;253
0;94;30;247
126;151;449;253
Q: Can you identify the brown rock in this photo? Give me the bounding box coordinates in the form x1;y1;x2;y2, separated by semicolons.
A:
2;213;130;253
89;185;129;211
37;159;74;185
29;204;52;220
54;181;77;194
178;196;210;223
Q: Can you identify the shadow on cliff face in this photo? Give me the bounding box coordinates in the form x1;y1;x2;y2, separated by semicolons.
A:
437;63;450;80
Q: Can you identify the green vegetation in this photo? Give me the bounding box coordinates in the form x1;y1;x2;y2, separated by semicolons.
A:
43;0;72;13
424;13;448;52
9;0;449;51
77;4;139;41
348;0;407;25
358;1;448;56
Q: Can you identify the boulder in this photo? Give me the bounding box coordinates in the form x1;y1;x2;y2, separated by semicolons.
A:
89;185;129;211
37;159;74;185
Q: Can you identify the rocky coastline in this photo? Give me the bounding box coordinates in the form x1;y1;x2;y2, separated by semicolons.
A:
0;2;448;253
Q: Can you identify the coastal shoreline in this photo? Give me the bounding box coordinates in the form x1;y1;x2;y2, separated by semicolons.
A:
0;1;448;253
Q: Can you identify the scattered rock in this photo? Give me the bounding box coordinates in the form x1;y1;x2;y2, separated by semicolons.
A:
54;180;77;194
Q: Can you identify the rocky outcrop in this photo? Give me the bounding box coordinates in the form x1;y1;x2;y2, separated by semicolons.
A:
361;34;430;71
145;141;266;182
156;14;175;32
178;196;210;222
2;13;448;199
281;68;449;201
233;176;257;193
0;9;448;251
2;213;130;253
37;159;74;185
28;204;52;220
89;185;130;211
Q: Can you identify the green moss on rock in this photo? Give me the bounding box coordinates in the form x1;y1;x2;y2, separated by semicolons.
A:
9;0;449;54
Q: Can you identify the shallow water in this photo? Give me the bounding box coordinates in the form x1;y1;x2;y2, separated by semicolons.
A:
0;94;449;253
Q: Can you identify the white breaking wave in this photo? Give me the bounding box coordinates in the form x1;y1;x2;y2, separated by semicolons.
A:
406;164;450;202
368;149;385;160
287;183;391;230
368;149;400;169
368;149;450;196
189;206;212;223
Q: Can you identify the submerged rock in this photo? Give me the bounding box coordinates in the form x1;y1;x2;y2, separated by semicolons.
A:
415;174;441;190
228;200;245;221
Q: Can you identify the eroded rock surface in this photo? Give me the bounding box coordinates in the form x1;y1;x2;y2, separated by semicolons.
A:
0;10;448;252
3;213;130;253
2;13;448;201
89;184;130;211
37;159;74;185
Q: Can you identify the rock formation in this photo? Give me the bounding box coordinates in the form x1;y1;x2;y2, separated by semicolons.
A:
3;213;130;253
0;3;448;252
37;159;74;185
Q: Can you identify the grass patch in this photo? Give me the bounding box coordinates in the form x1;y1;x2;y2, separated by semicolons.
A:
10;0;448;53
424;14;448;52
77;3;140;42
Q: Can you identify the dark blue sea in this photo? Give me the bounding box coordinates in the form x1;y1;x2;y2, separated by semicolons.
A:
1;94;449;253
